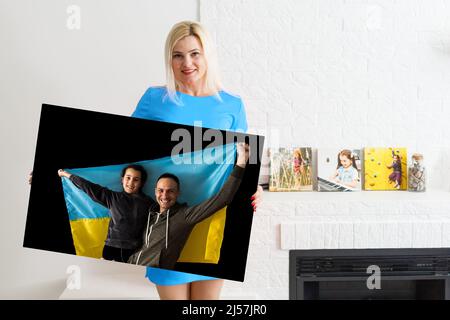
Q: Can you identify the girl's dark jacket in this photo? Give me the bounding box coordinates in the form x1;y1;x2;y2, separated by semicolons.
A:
68;175;154;250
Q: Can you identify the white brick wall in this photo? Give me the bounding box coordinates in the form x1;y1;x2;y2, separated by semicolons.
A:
201;0;450;300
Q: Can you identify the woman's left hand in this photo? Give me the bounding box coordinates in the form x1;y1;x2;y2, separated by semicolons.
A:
251;185;263;213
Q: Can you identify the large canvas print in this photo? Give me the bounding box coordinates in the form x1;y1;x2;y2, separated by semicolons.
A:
364;147;407;191
24;104;264;282
318;148;362;191
269;147;313;191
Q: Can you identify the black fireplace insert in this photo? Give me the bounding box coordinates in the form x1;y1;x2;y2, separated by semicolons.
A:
289;248;450;300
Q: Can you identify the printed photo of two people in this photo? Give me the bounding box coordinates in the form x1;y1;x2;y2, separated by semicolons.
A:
24;105;264;282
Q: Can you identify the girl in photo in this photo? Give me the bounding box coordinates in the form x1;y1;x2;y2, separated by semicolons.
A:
293;149;304;188
387;152;402;189
329;149;359;189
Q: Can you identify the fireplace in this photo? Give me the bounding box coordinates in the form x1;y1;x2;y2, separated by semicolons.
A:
289;248;450;300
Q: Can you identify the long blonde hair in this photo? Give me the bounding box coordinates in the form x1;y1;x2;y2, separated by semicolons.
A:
164;21;222;105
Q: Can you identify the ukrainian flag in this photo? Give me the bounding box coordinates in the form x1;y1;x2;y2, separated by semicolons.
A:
61;144;236;264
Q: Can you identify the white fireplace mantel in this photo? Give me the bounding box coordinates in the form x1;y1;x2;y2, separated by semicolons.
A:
258;190;450;251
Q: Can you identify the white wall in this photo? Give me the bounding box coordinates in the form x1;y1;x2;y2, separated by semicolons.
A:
201;0;450;190
200;0;450;299
0;0;198;299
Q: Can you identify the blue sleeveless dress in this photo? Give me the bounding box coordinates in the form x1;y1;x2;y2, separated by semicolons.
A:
132;86;248;285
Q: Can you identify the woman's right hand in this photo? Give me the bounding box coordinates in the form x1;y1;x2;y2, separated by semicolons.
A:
28;171;33;185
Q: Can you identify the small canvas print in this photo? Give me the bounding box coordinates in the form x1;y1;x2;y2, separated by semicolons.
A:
318;148;362;192
269;147;313;191
364;147;407;190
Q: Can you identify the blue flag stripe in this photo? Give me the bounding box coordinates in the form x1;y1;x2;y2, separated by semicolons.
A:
61;144;236;221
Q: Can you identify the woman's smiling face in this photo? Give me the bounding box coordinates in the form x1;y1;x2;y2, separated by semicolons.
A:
171;35;207;89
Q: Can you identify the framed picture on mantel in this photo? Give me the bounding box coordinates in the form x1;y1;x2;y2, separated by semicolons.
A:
269;147;313;192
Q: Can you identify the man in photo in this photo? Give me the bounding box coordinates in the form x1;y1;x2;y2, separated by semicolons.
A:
128;142;250;269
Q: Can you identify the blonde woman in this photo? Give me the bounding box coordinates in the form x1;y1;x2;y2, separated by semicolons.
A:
132;21;262;300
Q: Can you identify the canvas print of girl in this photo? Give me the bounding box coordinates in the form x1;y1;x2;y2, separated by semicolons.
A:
364;147;407;190
269;147;313;191
318;149;361;192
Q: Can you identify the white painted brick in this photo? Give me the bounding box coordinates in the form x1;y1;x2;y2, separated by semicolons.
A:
342;78;369;104
291;44;318;72
353;222;370;248
268;272;289;289
397;222;413;248
271;72;317;101
242;270;269;289
363;125;394;145
250;229;273;247
266;125;295;148
241;3;292;33
367;223;384;248
427;222;443;248
338;223;354;248
221;70;242;88
412;222;430;248
269;248;289;260
295;223;311;249
267;258;289;276
202;0;450;300
280;223;296;250
240;81;270;101
309;223;325;249
442;223;450;247
265;97;292;115
222;280;245;291
296;201;351;216
349;201;378;215
245;258;271;275
342;4;369;32
251;215;271;231
267;106;295;127
323;222;340;249
366;5;394;32
317;70;345;99
318;0;345;21
261;201;295;217
341;126;367;146
289;71;319;100
382;222;398;248
392;125;419;148
418;81;450;100
254;206;272;217
412;0;449;31
257;288;289;300
247;244;270;261
316;36;345;72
